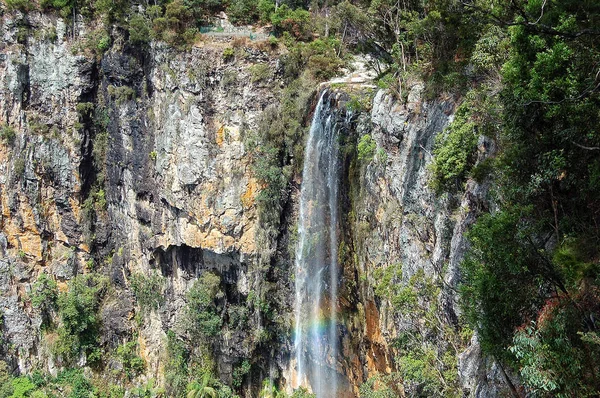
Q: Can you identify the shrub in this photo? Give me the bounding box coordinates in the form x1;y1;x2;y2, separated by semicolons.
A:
96;34;111;52
221;70;237;87
429;102;478;193
116;341;145;380
5;0;32;11
0;125;17;145
283;38;344;80
54;274;107;363
184;273;222;338
357;134;376;163
76;102;94;117
107;85;136;105
222;47;235;61
13;156;26;180
30;273;58;328
226;0;259;25
128;14;150;45
290;388;316;398
270;5;310;39
10;377;36;398
165;330;189;398
130;272;164;312
257;0;275;23
358;374;401;398
55;369;93;398
0;361;13;397
249;63;272;83
232;360;251;388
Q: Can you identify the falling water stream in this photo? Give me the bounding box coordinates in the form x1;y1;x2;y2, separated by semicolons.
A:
293;90;341;397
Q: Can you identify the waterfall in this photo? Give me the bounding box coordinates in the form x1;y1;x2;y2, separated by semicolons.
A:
293;90;341;397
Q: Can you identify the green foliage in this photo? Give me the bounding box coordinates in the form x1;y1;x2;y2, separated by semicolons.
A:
373;266;465;396
0;361;14;398
56;369;93;398
54;274;107;364
130;272;164;312
222;48;235;61
128;13;151;45
30;273;58;328
226;0;259;25
185;273;223;338
249;64;272;84
358;374;400;397
127;379;160;398
9;377;36;398
470;24;509;75
257;0;275;24
115;340;145;380
457;3;600;395
186;373;238;398
510;298;600;397
345;92;373;113
231;360;250;388
165;330;189;398
430;102;478;193
4;0;29;11
96;34;111;52
270;5;311;39
13;156;26;180
282;38;344;81
0;125;16;145
460;208;546;360
289;388;315;398
148;0;199;49
76;102;94;117
92;130;108;176
107;85;136;105
248;74;316;235
356;134;376;164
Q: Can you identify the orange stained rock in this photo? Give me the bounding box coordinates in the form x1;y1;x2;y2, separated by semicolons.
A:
216;125;225;146
365;300;391;375
241;179;258;208
2;191;43;260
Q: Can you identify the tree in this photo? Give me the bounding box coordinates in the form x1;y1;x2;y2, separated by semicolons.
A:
459;0;600;395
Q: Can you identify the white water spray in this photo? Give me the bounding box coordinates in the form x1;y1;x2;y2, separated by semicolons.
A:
293;90;341;397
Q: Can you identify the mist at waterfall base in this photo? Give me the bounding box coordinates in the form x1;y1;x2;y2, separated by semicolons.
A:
293;91;344;397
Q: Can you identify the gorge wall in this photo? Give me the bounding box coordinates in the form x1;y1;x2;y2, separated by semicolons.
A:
0;10;514;397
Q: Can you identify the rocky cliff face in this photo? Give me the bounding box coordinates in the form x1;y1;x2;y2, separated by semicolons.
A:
0;10;277;383
0;10;512;397
339;87;515;397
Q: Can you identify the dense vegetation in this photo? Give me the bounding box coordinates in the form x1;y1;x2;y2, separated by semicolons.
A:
1;0;599;396
425;1;600;397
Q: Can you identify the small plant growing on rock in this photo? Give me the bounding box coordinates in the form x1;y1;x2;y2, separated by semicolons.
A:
108;85;136;105
76;102;94;117
53;273;108;364
0;125;16;145
30;273;58;328
116;340;145;380
5;0;32;11
184;272;222;338
130;272;164;312
357;134;376;163
222;47;235;62
249;63;272;84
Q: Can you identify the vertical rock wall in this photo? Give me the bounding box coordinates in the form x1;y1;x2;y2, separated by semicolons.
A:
0;10;514;397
